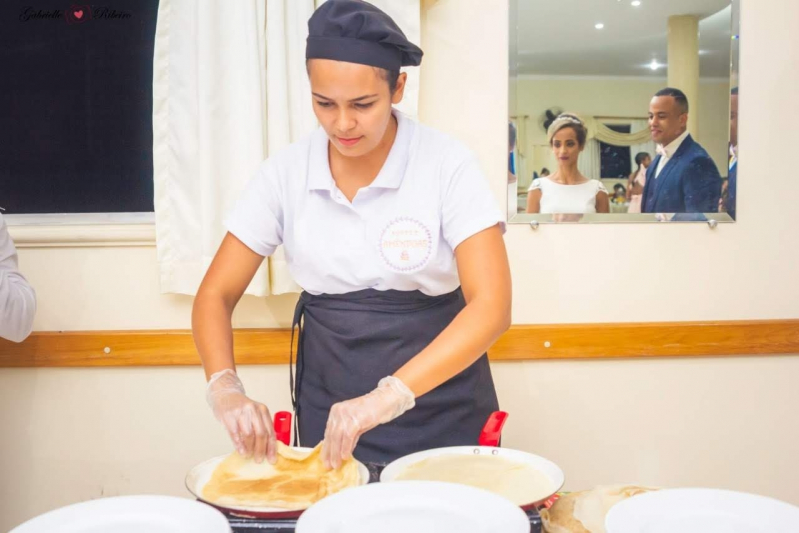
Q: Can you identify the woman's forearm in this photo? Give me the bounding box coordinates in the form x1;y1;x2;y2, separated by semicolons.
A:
192;291;237;380
393;295;511;398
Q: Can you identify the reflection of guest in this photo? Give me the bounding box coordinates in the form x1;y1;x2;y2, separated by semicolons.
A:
611;184;627;204
0;213;37;342
531;168;549;182
626;151;650;213
508;121;518;216
642;88;721;213
720;87;738;219
508;121;517;186
526;114;609;214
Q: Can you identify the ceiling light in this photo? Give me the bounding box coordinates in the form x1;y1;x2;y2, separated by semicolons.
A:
631;1;641;6
595;23;605;29
649;59;660;70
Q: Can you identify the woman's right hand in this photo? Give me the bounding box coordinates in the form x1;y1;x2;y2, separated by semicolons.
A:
206;369;277;464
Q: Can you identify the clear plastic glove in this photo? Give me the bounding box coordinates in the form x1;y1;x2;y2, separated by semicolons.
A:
206;369;276;464
322;376;416;469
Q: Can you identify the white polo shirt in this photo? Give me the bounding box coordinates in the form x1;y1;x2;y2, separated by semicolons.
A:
225;110;504;296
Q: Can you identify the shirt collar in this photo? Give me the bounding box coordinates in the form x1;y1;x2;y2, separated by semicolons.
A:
658;129;690;159
307;108;412;192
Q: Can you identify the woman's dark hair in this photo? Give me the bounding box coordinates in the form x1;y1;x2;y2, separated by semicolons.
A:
654;87;689;114
634;151;650;167
376;67;401;95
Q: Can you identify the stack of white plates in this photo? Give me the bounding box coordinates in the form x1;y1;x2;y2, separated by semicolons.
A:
606;488;799;533
10;495;231;533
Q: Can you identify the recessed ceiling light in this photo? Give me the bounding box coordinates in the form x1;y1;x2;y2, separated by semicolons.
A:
649;59;660;70
631;1;641;6
595;23;605;29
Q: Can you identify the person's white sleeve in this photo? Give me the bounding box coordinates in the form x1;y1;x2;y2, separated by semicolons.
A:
224;161;285;257
528;178;543;193
0;216;37;343
441;153;506;251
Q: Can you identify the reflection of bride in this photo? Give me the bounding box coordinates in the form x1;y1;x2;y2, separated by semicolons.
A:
626;151;651;214
526;114;609;214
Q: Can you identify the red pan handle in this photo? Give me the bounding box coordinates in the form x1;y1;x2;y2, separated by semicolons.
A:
273;411;292;446
478;410;508;447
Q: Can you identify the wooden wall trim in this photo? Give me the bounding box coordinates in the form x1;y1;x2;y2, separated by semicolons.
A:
1;320;798;368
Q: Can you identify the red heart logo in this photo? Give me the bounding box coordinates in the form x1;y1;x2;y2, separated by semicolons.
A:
74;9;83;19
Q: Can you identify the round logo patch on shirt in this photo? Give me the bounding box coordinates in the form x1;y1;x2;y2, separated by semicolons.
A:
379;217;433;273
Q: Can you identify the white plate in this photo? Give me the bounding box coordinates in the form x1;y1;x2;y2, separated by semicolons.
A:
185;448;370;517
605;488;799;533
380;446;564;508
295;480;530;533
10;495;231;533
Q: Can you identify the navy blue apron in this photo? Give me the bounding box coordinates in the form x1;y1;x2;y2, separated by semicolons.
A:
290;287;499;465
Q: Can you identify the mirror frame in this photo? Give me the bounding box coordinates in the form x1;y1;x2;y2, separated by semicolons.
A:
507;0;740;225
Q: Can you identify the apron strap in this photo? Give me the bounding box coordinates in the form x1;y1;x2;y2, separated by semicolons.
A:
289;295;307;447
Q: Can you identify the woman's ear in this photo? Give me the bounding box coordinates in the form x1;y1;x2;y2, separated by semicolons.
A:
391;72;408;105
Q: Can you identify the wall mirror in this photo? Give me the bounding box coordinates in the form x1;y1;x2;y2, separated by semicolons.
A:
508;0;740;224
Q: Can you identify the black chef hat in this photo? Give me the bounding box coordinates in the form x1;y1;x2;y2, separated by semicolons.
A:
306;0;423;71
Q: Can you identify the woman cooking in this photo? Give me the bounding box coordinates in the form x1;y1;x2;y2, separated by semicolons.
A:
193;0;511;471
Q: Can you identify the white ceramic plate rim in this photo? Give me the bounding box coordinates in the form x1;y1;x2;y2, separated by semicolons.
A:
185;447;370;513
10;495;231;533
605;487;799;533
296;480;531;533
380;446;564;505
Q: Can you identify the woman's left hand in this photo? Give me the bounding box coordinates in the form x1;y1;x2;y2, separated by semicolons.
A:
322;376;415;469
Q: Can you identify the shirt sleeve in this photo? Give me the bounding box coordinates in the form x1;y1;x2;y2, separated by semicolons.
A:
224;161;285;257
441;153;506;251
0;216;37;343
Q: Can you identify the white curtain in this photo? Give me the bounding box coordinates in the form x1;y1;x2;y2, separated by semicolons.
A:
578;139;601;180
628;119;657;172
263;0;320;295
153;0;421;296
585;117;652;146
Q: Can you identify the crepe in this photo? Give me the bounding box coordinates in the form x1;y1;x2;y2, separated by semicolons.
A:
540;485;657;533
394;454;555;506
201;442;360;510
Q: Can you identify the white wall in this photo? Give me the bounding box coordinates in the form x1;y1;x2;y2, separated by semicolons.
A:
3;0;799;529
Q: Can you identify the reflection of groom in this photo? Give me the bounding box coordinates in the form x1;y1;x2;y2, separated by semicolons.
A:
642;88;721;213
722;87;738;219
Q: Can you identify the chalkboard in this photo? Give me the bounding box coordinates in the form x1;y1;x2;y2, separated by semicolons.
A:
0;1;159;214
